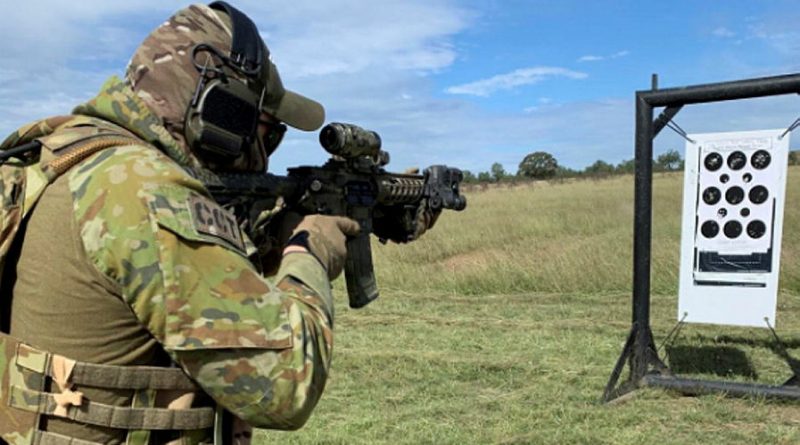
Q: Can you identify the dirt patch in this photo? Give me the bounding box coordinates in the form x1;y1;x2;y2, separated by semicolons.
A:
438;249;500;271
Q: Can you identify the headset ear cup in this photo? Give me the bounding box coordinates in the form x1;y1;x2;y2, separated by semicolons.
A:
185;77;263;163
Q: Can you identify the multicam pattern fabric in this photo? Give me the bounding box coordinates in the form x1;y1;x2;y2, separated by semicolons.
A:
68;143;334;428
125;3;268;172
0;74;336;440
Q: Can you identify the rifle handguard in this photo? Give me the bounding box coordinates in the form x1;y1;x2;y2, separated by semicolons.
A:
344;233;379;308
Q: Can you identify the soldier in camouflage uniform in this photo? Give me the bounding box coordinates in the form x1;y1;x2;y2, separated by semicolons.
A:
0;3;366;444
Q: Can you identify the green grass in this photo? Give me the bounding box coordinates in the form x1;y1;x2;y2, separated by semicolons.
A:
259;167;800;444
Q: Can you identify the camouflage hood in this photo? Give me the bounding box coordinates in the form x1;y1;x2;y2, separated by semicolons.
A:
73;75;200;168
125;4;232;170
124;3;324;172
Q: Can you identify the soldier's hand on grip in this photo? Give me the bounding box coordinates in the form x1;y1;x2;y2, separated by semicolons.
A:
372;201;441;243
283;214;360;280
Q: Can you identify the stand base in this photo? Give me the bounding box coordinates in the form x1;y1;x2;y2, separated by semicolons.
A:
602;323;668;402
603;323;800;403
643;375;800;400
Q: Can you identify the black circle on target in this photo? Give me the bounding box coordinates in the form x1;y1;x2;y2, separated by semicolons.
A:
703;187;721;205
751;150;771;170
701;221;719;238
725;186;745;205
749;185;769;204
724;220;743;239
747;220;766;239
727;151;747;170
704;152;723;171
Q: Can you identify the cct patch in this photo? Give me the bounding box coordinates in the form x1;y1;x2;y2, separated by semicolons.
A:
188;194;246;253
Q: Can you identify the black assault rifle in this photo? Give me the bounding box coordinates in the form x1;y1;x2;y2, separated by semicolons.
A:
189;123;467;309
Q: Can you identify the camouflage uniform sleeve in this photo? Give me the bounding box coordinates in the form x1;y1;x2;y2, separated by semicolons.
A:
68;145;334;429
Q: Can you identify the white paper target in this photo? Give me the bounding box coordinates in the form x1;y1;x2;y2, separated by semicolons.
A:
677;129;789;327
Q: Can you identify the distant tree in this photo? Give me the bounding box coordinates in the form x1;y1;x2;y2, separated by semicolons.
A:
655;149;683;172
490;162;506;182
616;159;635;174
551;166;576;178
477;171;492;183
462;170;477;183
584;160;615;176
518;151;559;179
790;150;800;166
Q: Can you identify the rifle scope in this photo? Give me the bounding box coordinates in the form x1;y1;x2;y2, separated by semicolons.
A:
320;122;382;159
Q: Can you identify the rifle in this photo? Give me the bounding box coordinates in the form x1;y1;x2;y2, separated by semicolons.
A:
190;122;467;309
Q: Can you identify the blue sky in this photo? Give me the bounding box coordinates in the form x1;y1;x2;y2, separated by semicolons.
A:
2;0;799;175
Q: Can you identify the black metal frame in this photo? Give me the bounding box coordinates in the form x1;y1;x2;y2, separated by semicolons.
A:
602;73;800;402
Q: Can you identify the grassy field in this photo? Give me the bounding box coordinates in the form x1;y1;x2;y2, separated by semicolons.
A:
260;167;800;444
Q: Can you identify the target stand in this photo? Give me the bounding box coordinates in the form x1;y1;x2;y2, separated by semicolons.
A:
603;73;800;403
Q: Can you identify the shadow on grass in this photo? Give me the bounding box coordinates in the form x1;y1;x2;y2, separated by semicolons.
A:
710;335;800;377
665;345;758;379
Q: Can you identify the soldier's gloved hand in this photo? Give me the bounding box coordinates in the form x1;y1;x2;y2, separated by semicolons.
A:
282;214;360;280
372;167;441;243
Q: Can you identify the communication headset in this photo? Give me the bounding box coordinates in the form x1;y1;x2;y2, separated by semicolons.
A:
184;1;285;163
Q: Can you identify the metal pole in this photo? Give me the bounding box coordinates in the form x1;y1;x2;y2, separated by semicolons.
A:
631;94;654;379
640;73;800;107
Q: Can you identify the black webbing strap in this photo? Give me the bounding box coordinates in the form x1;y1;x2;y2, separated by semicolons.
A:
208;1;265;74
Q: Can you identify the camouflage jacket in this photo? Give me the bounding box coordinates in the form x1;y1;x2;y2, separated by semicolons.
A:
1;76;335;436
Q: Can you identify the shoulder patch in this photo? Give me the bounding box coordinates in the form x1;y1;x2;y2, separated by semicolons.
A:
144;183;248;256
188;194;246;253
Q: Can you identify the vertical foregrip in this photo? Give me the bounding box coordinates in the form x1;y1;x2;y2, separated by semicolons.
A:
344;232;379;308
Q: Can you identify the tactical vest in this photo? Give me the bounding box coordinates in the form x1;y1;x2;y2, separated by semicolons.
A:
0;116;228;445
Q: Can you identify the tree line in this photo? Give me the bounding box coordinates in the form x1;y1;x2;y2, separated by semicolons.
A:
463;149;800;184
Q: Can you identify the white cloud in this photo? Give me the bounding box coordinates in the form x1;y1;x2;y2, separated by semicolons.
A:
712;27;736;38
748;22;800;59
6;1;794;180
578;50;629;63
245;0;473;78
0;0;474;144
444;67;587;97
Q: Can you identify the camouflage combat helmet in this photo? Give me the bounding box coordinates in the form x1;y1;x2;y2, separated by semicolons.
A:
125;3;325;172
